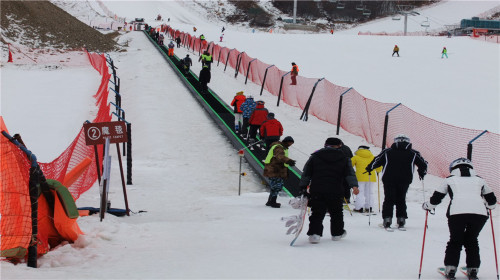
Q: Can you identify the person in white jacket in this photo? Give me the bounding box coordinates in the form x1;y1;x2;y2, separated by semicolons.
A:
422;158;497;280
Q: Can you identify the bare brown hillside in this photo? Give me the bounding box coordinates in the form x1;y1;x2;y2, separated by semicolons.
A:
0;0;118;52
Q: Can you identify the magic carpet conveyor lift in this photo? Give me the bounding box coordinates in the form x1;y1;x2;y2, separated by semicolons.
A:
143;31;302;197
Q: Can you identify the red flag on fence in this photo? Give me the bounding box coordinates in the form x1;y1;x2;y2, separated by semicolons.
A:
8;44;13;63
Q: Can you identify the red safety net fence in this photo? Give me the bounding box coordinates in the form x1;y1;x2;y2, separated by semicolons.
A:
166;26;499;198
1;50;111;259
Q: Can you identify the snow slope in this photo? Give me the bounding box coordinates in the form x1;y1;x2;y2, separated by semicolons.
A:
1;1;499;279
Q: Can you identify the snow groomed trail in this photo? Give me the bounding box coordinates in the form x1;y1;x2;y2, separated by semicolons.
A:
142;30;303;197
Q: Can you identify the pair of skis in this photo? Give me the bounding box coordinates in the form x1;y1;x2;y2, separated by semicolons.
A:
437;267;478;280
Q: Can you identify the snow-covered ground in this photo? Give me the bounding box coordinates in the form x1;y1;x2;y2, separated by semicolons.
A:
1;1;499;279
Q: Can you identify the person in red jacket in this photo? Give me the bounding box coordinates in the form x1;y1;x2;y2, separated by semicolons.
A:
260;112;283;155
248;100;268;144
230;91;246;133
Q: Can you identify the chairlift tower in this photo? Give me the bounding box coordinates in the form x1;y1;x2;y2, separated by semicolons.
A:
396;5;420;35
293;0;297;24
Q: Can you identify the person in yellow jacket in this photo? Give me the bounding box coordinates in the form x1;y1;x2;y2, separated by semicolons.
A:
351;146;382;213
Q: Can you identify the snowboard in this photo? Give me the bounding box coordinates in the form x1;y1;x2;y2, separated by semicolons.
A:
282;196;309;246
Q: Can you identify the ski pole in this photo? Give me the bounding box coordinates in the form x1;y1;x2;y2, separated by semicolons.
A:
343;197;352;216
489;209;499;280
418;210;429;279
421;179;425;203
377;173;381;213
368;173;372;226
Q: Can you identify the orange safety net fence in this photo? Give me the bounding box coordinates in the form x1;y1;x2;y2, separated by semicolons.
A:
165;26;499;199
1;50;112;259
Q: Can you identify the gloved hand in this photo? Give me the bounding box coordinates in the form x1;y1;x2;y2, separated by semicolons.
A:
486;203;496;210
422;201;436;211
418;170;426;181
287;159;296;167
364;168;372;175
352;186;359;195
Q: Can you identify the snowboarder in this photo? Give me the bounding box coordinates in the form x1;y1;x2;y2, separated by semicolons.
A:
167;41;175;57
392;45;399;57
220;34;224;42
442;47;448;59
198;65;211;94
263;136;296;208
221;26;225;33
248;100;268;144
298;137;359;244
181;54;192;75
239;95;257;136
351;146;381;213
366;134;427;230
230;91;246;133
422;158;497;280
290;62;299;85
260;113;283;155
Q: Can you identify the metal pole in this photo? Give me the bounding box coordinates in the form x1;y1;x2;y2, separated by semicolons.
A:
224;49;234;72
277;71;291;107
116;144;130;216
293;0;297;24
467;130;488;160
126;123;132;185
418;211;429;279
234;52;244;78
300;78;324;121
217;47;224;66
336;87;353;135
381;103;401;149
245;58;257;84
260;65;274;96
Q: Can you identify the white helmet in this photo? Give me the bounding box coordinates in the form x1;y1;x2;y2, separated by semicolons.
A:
449;157;473;172
394;134;410;143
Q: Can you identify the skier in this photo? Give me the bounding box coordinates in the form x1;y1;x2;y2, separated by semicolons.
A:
199;50;213;70
193;26;197;32
158;33;164;46
366;134;427;230
290;62;299;85
175;36;181;48
260;113;283;155
248;100;268;144
239;95;257;137
298;137;359;244
198;65;211;94
392;45;399;57
422;158;497;280
221;26;225;33
181;54;192;75
220;34;224;42
230;91;246;133
167;41;175;57
351;146;381;213
442;47;448;59
263;136;296;208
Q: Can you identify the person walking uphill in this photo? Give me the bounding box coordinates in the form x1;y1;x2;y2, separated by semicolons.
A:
260;113;283;155
175;36;181;48
239;95;256;136
290;62;299;85
422;158;496;280
298;137;359;244
198;65;211;94
181;54;192;75
167;41;175;57
248;100;268;144
264;136;296;208
351;146;382;213
392;45;399;57
199;50;213;70
366;134;427;230
230;91;246;133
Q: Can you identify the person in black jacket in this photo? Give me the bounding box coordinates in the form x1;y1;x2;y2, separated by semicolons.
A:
299;137;359;244
366;134;427;230
198;65;211;94
339;140;354;204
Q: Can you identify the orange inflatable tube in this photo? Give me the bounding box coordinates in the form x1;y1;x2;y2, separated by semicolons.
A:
63;157;92;187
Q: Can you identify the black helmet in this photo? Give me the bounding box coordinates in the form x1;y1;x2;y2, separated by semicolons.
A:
282;136;294;143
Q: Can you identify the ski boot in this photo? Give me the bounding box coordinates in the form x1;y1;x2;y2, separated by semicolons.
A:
445;266;457;280
466;267;478;280
397;217;406;231
383;217;392;229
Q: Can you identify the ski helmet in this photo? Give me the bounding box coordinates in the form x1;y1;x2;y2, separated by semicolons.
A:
449;157;473;172
247;95;253;99
394;134;410;143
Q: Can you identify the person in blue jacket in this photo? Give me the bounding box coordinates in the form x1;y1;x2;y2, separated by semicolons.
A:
239;95;256;137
